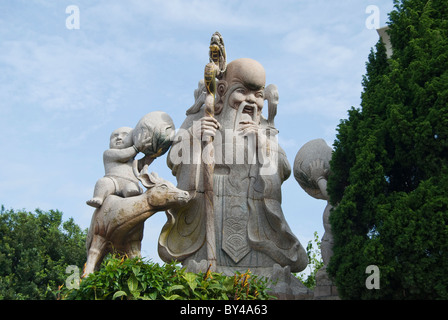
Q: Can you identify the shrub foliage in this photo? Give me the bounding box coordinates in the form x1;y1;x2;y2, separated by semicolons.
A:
0;206;86;299
59;254;274;300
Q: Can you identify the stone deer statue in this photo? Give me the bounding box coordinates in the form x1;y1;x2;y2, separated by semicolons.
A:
83;164;190;277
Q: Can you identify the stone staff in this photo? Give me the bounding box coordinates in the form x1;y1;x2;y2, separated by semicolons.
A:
202;32;226;271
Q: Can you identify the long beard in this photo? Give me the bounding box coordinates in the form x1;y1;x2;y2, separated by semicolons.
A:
217;100;259;132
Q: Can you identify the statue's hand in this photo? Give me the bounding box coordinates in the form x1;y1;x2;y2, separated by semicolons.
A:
193;116;221;140
134;129;153;153
237;119;259;137
237;117;268;148
309;159;328;183
237;114;267;142
237;112;260;136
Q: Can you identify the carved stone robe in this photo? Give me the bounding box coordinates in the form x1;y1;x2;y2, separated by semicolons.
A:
158;106;307;273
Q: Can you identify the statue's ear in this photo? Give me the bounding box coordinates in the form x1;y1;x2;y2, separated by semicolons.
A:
217;80;228;97
137;165;155;188
215;80;228;115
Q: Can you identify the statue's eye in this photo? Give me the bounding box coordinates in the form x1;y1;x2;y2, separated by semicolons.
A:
160;184;168;189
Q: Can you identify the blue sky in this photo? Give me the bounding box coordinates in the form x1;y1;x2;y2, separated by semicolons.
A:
0;0;395;266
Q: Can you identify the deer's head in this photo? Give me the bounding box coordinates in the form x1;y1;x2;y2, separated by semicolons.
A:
137;165;190;210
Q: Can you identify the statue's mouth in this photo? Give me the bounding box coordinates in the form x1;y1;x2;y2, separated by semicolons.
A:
233;101;257;130
242;104;256;116
177;192;191;203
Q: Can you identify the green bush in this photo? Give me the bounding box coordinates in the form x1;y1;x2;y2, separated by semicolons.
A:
59;254;275;300
295;231;324;289
0;206;86;300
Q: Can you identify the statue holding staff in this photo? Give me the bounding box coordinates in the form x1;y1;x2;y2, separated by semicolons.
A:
159;33;308;282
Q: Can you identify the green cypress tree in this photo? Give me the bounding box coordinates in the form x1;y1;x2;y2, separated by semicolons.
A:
327;0;448;299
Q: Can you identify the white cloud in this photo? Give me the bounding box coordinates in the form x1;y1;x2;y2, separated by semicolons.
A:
281;28;357;75
1;36;117;112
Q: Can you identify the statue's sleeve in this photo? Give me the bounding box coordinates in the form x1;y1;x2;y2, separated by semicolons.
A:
278;145;291;183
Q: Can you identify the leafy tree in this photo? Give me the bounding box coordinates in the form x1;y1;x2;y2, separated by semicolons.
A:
327;0;448;299
0;206;87;299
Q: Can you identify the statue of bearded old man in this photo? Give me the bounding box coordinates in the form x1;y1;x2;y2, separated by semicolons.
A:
159;57;308;277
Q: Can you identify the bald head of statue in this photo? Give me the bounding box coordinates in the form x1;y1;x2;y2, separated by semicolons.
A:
216;58;266;115
224;58;266;90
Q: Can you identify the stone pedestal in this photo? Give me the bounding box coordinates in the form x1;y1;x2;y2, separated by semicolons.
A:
268;264;314;300
313;266;340;300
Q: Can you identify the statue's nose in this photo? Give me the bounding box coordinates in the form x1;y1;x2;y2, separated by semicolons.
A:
246;93;256;103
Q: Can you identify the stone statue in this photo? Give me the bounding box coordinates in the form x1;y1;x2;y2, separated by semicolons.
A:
84;111;184;276
86;126;144;208
86;112;175;208
83;165;190;277
159;39;308;293
309;159;334;265
294;139;339;299
82;32;316;298
293;139;334;264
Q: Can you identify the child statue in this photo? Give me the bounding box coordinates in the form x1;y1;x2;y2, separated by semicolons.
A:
86;111;175;208
86;127;143;208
